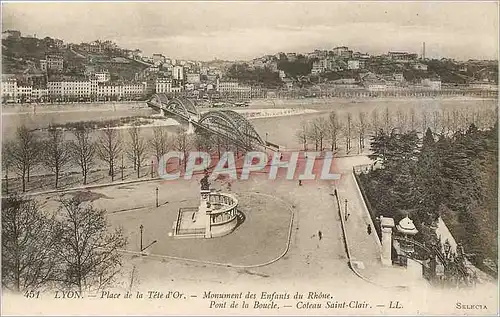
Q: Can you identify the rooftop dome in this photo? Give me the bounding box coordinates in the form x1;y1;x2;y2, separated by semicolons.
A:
396;216;418;235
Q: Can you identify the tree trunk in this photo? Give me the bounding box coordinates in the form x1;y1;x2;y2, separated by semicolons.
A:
111;161;114;182
55;166;59;188
22;169;26;192
5;169;9;194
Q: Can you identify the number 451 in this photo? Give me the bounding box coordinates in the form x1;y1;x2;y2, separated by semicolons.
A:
24;290;40;299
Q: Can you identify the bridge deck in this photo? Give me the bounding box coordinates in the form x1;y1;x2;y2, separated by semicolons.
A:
147;100;271;152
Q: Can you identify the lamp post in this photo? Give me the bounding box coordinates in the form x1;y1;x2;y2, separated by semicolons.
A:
155;187;159;208
150;160;154;178
139;224;144;252
344;199;348;220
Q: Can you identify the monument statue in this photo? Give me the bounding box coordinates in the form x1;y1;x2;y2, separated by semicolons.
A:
200;173;210;191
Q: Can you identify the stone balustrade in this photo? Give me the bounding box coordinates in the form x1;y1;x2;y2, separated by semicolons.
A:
207;192;239;237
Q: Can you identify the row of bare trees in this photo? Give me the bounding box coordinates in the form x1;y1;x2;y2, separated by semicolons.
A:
3;123;238;193
296;106;497;153
2;195;126;293
296;110;368;153
3;125;175;192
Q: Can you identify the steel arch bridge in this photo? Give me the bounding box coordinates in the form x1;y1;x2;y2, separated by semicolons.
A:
147;93;267;150
198;109;265;148
149;94;199;119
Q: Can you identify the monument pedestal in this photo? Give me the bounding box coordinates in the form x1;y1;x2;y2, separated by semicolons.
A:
172;176;239;239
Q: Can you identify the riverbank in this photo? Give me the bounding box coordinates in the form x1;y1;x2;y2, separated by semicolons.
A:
248;95;498;108
2;95;496;114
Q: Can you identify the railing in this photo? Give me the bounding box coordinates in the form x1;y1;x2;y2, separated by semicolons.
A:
208;192;238;225
394;236;472;286
175;207;198;236
352;164;382;241
208;193;238;215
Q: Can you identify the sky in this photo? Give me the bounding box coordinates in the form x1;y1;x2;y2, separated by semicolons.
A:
2;1;499;61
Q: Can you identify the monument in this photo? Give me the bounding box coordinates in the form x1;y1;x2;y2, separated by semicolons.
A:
171;173;240;239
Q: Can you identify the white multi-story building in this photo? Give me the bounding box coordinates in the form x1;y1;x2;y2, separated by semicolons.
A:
156;78;172;93
17;85;33;101
48;80;99;99
216;80;251;96
311;59;330;74
94;71;110;83
216;80;238;92
347;60;361;70
332;46;349;57
172;66;184;81
2;78;18;102
98;84;120;98
32;87;49;100
122;83;146;97
98;82;146;99
40;55;64;72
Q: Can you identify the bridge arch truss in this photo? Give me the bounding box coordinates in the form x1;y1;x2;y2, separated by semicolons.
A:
198;110;265;150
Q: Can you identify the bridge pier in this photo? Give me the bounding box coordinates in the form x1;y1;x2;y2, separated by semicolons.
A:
160;108;166;116
187;120;195;135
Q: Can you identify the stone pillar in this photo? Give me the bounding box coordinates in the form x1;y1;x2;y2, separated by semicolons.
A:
380;216;395;266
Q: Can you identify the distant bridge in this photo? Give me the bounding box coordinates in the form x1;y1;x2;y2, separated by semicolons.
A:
147;93;269;151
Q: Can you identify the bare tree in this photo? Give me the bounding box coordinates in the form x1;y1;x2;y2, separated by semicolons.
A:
295;120;309;151
409;108;417;132
127;125;148;178
58;198;126;293
308;117;327;151
43;127;71;188
2;195;62;292
148;126;170;163
396;108;407;132
193;132;212;153
356;111;368;153
421;109;429;133
383;107;392;133
2;143;12;195
450;110;461;134
174;126;192;172
343;112;353;153
6;125;41;192
69;127;95;185
370;108;380;136
431;110;441;134
441;109;451;135
96;125;122;182
326;111;341;151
